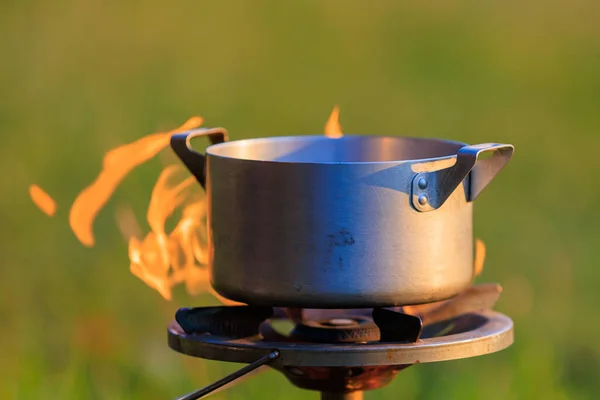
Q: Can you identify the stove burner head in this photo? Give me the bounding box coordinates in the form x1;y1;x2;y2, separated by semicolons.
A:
288;308;424;344
290;317;380;343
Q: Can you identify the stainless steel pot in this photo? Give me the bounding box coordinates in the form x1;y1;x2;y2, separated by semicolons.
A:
171;129;514;308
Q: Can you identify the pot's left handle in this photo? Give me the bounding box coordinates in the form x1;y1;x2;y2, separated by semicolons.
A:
411;143;514;212
170;128;229;189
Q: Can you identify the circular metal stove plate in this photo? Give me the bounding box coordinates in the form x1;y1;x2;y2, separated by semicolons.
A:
168;310;513;367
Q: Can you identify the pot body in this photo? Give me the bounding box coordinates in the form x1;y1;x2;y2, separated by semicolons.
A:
171;133;513;308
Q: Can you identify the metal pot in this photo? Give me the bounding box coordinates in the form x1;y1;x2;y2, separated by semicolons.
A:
171;129;514;308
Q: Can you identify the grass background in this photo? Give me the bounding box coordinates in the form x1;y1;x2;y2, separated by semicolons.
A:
2;1;600;398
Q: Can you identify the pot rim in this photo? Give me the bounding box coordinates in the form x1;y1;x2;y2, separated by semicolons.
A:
205;134;468;165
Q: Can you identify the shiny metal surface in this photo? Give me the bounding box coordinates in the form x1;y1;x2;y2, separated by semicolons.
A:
168;310;514;367
171;132;514;307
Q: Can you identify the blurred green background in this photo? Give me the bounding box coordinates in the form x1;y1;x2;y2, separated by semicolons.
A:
2;1;600;399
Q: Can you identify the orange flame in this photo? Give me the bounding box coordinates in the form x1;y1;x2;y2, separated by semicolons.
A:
128;165;208;300
62;116;238;301
474;238;486;278
324;105;343;138
128;164;242;303
69;117;203;247
51;115;242;302
29;184;57;216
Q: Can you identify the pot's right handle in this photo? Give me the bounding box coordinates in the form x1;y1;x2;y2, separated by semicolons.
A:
411;143;514;212
170;128;229;189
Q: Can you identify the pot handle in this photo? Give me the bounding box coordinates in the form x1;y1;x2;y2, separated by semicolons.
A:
411;143;514;212
170;128;229;189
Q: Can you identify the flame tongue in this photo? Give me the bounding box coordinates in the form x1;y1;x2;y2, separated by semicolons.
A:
129;165;208;300
473;239;486;278
324;105;343;138
29;184;57;216
69;117;203;247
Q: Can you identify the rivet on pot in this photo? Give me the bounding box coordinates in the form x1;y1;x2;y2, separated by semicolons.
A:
418;194;429;206
417;178;428;189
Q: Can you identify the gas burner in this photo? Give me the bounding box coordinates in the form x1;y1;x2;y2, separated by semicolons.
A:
168;286;513;400
289;316;380;343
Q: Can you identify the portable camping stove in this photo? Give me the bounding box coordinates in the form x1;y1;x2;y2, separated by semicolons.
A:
168;283;513;399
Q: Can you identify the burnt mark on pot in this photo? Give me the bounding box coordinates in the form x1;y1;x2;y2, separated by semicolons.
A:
325;229;355;270
326;229;355;247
